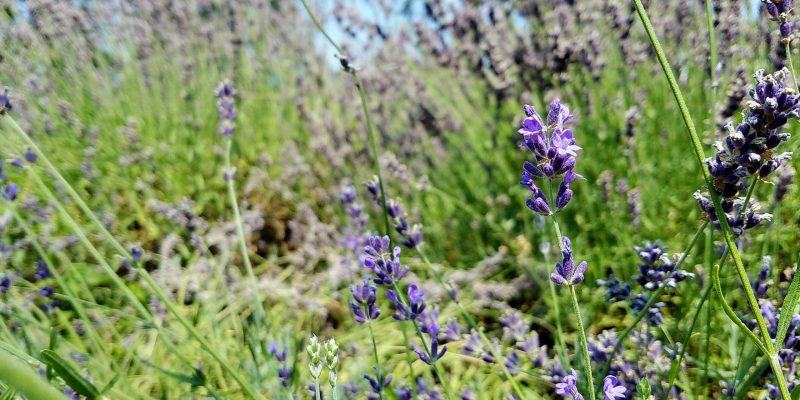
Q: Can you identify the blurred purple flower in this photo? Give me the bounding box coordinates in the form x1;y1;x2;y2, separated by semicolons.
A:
602;376;627;399
555;369;584;400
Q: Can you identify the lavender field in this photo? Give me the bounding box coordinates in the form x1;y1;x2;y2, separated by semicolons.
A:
1;0;800;398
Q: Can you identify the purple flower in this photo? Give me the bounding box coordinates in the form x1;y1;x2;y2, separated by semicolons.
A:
518;100;582;215
2;182;18;201
630;294;665;326
521;172;552;215
597;275;631;302
215;80;236;137
364;374;392;400
550;237;588;286
602;376;627;399
555;369;584;400
350;276;381;324
33;260;51;281
518;100;580;179
23;149;36;164
268;341;287;362
363;236;409;286
387;284;426;321
633;241;694;290
764;0;793;19
0;89;11;114
414;337;447;365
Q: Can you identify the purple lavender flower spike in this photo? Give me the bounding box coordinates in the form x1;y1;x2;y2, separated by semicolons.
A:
602;376;627;399
555;369;584;400
215;80;236;137
364;239;409;286
550;236;587;286
518;100;582;215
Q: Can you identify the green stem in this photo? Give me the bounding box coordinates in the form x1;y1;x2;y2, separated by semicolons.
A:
567;285;595;400
785;43;800;93
399;322;417;394
712;263;768;353
366;318;384;400
225;139;268;357
544;180;594;398
630;1;790;397
297;0;391;236
0;347;67;399
704;0;718;91
548;279;570;368
0;115;264;400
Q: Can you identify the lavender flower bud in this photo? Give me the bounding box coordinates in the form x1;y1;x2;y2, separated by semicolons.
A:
550;236;587;286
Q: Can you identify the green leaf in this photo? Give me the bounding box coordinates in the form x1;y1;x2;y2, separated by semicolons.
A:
141;360;205;387
776;263;800;347
40;349;100;399
792;384;800;400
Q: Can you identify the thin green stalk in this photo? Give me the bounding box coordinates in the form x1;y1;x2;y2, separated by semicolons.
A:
542;181;570;369
705;0;718;93
366;320;384;400
712;263;767;353
297;0;391;236
0;347;67;399
352;72;391;236
548;279;570;367
630;1;790;397
785;43;800;93
400;322;417;395
567;285;595;400
225;139;267;362
703;230;713;397
0;115;264;400
545;180;594;400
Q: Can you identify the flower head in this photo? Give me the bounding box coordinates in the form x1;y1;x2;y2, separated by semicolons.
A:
602;376;627;400
349;276;380;323
518;100;582;215
215;80;236;137
555;369;584;400
518;100;580;179
363;236;409;285
550;237;588;286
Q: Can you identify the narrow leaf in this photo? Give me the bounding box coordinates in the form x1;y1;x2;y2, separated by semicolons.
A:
40;349;100;399
776;264;800;347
